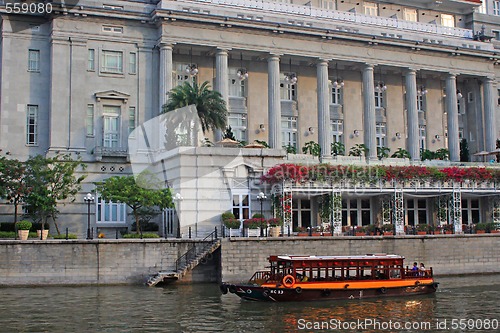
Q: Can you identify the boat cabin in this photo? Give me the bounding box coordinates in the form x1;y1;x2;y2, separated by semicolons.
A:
252;254;432;284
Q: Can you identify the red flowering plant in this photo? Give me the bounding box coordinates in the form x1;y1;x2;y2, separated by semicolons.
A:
244;218;266;229
267;218;283;227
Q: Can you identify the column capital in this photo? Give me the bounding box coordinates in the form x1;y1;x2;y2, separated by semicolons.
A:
316;59;329;66
404;68;417;76
268;54;280;62
215;48;230;56
484;76;496;84
446;72;460;79
363;63;375;70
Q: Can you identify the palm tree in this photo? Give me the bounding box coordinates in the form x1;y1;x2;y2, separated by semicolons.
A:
162;81;228;134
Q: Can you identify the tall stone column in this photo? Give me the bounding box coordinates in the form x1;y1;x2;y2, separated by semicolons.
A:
214;49;229;142
405;69;420;161
362;64;377;160
483;77;497;152
268;55;281;149
159;43;173;114
446;73;460;161
317;60;331;158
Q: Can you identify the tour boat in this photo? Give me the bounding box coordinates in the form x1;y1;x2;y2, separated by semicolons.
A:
220;254;438;302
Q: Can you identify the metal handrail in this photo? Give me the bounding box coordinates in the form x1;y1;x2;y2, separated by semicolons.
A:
175;228;219;272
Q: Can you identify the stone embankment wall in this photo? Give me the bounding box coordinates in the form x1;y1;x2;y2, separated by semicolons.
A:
0;239;219;286
220;235;500;282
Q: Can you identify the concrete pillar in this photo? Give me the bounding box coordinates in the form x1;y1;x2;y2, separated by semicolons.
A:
483;77;497;152
159;43;173;114
362;64;377;160
268;55;281;149
405;69;420;161
317;60;331;158
214;49;229;142
446;73;460;162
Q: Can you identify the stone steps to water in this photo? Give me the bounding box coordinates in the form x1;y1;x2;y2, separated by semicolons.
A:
146;240;220;287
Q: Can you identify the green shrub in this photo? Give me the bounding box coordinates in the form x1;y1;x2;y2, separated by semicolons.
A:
0;231;16;238
16;220;32;230
252;213;264;219
224;218;241;229
122;233;160;238
53;233;78;239
221;211;235;222
28;232;38;238
382;224;394;232
30;222;50;232
0;223;16;232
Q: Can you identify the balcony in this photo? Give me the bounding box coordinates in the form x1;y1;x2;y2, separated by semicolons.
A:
228;96;247;113
94;146;128;161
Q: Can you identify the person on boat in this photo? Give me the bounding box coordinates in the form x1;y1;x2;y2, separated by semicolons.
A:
411;262;419;276
419;263;426;277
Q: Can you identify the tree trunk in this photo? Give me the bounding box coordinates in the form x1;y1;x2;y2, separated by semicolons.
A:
134;210;142;237
52;215;61;235
13;202;18;224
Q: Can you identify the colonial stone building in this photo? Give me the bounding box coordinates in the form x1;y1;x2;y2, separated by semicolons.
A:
1;0;500;237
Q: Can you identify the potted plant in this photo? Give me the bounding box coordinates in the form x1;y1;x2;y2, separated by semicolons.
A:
416;224;428;235
382;224;394;236
491;223;500;234
444;224;454;234
16;220;32;240
267;218;282;237
224;218;241;237
475;222;487;234
243;218;262;237
36;222;49;240
296;227;308;236
366;224;377;235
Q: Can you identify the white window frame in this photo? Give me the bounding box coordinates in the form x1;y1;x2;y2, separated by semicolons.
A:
103;105;121;148
26;105;38;145
330;119;343;144
330;85;342;105
462;198;480;225
96;196;127;224
231;190;250;224
441;14;455;27
128;107;136;137
494;1;500;16
419;125;426;150
375;122;386;148
88;49;95;71
280;75;296;101
228;68;246;97
403;8;417;22
173;63;196;87
477;1;486;14
342;198;372;227
102;25;123;33
28;49;40;72
228;113;247;141
320;0;335;10
417;94;425;111
364;2;378;16
406;198;428;226
101;50;123;74
129;52;137;75
493;30;500;41
374;90;384;108
87;104;94;137
281;116;298;150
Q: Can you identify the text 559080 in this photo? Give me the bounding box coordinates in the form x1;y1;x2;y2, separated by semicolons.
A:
5;2;53;14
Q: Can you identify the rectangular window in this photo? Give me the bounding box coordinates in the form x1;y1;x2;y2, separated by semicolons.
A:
404;8;417;22
228;68;246;97
228;113;247;141
96;196;127;224
88;49;95;71
321;0;335;10
493;30;500;41
174;63;196;87
103;4;124;10
103;105;121;147
232;191;250;222
494;1;500;16
128;107;136;136
87;104;94;136
101;50;123;74
330;85;342;105
374;91;384;108
477;2;487;14
129;52;137;75
417;94;424;111
281;116;298;150
364;2;378;16
280;75;296;101
28;49;40;72
26;105;38;145
419;125;426;150
330;119;343;144
102;25;123;33
462;198;480;225
441;14;455;27
375;122;386;148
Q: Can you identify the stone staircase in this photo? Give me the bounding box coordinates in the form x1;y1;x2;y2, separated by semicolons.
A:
146;235;220;287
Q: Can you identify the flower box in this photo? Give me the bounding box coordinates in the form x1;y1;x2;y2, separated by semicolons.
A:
297;232;308;237
476;230;486;234
383;232;393;236
228;228;241;237
246;228;260;237
417;231;427;235
355;232;366;236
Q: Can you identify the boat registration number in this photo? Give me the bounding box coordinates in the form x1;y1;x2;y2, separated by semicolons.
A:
270;289;284;295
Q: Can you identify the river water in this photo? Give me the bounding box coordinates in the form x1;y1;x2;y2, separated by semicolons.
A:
0;275;499;333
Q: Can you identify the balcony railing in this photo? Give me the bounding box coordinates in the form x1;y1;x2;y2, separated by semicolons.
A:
94;146;128;160
183;0;474;39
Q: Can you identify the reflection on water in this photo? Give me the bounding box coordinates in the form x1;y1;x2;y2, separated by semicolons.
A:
0;275;499;333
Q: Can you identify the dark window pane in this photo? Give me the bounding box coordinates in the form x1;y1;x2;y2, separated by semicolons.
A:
462;210;468;224
301;200;311;209
350;211;358;226
241;195;249;206
471;210;480;223
407;200;414;209
350;200;357;209
361;210;370;225
461;199;468;208
471;200;479;209
361;199;369;209
417;199;426;208
418;210;426;225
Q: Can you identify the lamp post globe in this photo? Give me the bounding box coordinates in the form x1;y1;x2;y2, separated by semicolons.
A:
257;192;267;236
83;193;94;240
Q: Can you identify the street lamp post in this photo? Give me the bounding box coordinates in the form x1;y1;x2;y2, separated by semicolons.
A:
257;192;267;237
84;193;95;240
174;193;183;239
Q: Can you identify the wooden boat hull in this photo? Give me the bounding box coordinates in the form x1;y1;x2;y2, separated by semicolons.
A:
220;282;438;302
